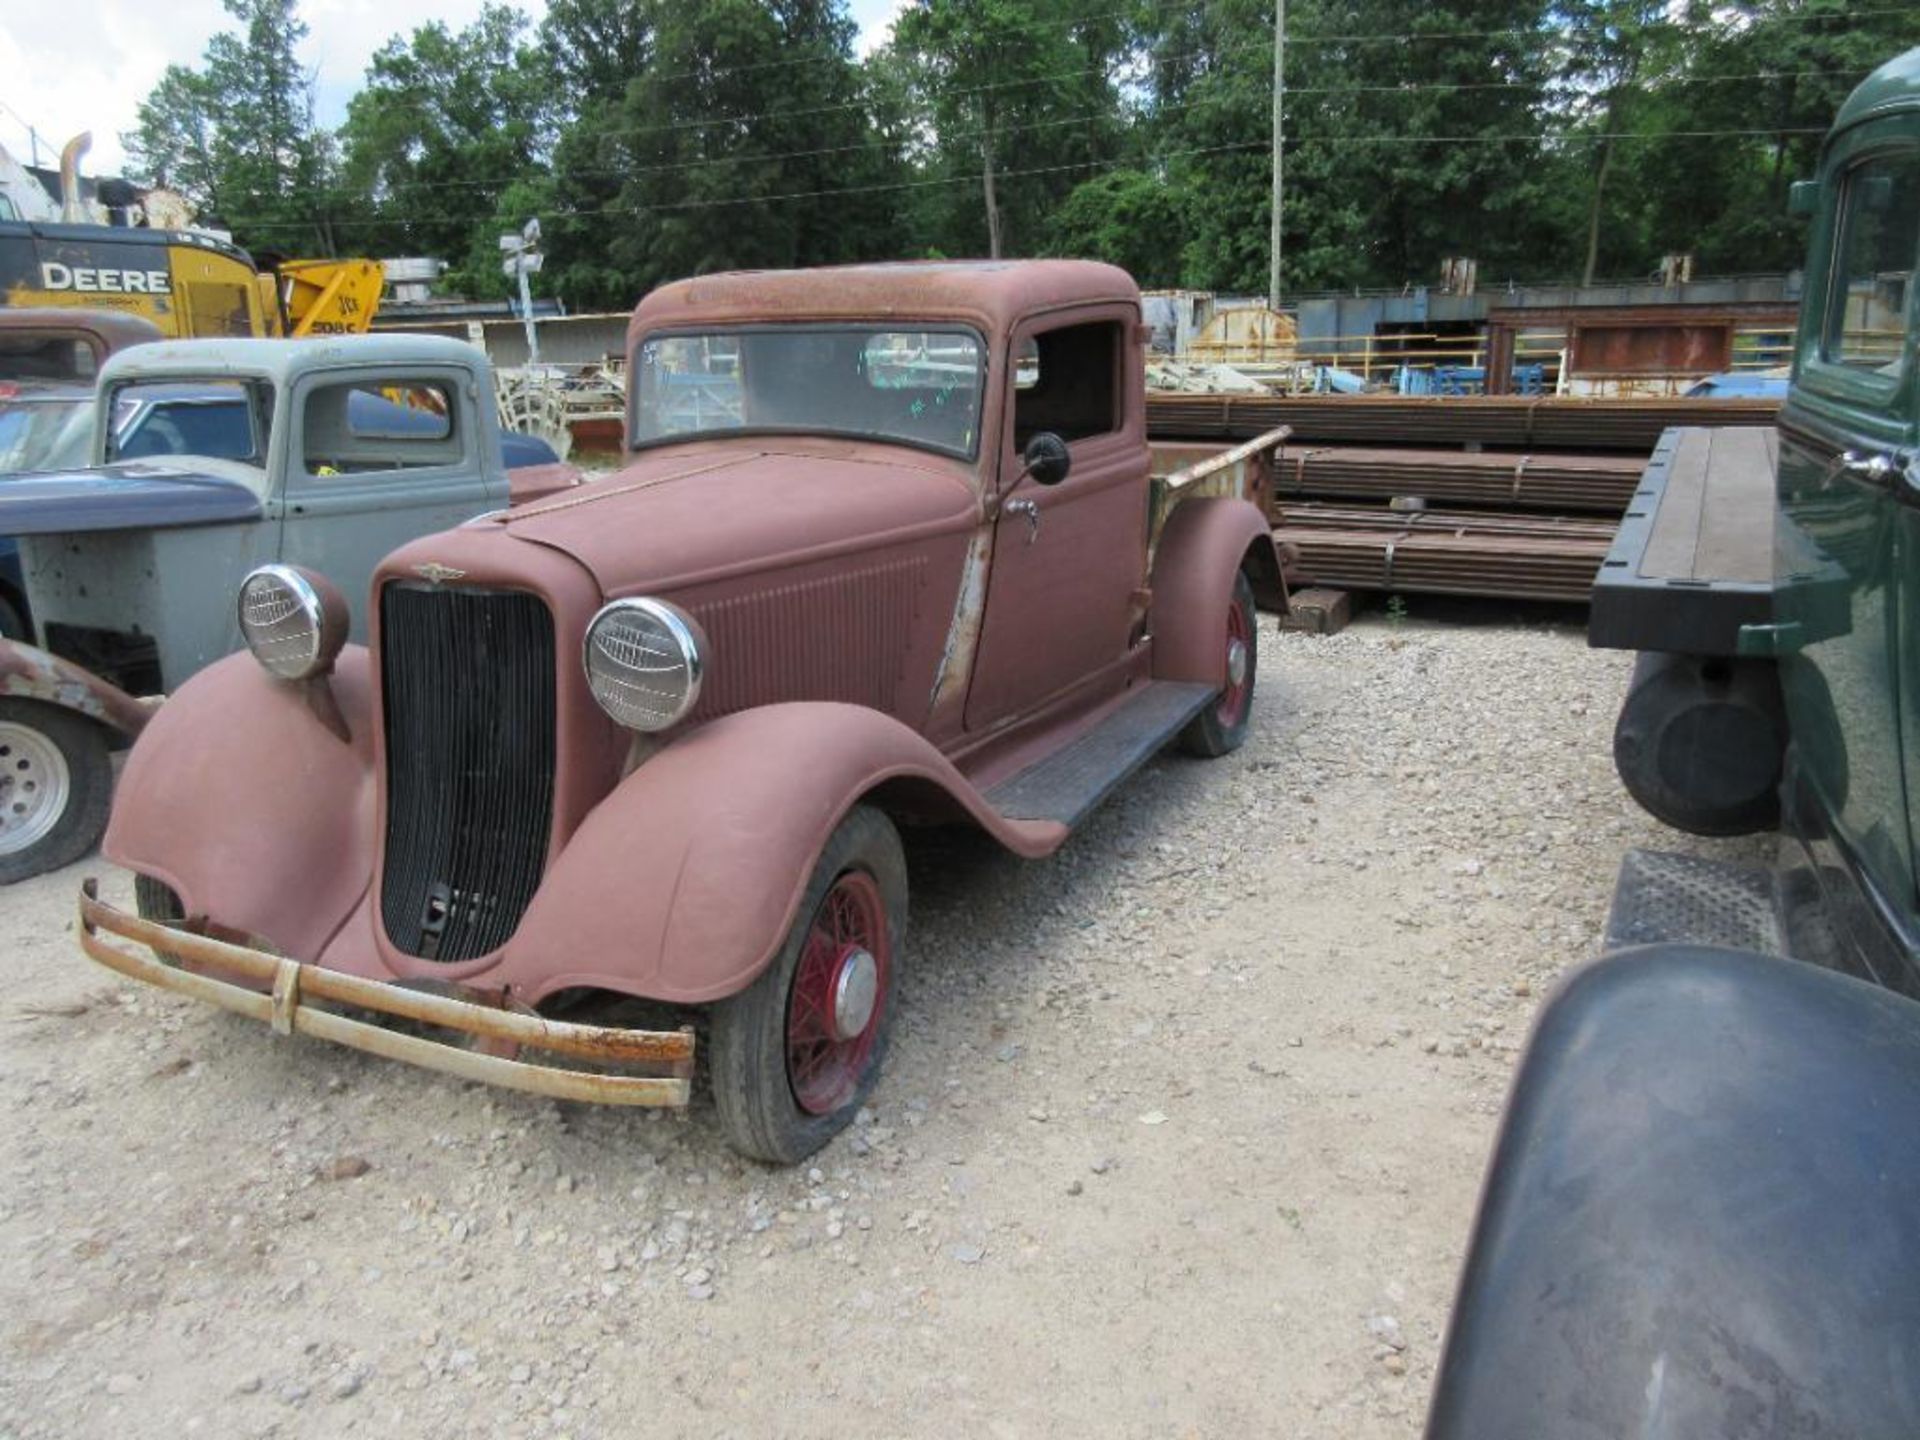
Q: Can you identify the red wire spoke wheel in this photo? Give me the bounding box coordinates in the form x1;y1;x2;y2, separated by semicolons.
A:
1180;570;1258;758
785;870;891;1116
1217;588;1254;729
712;805;907;1163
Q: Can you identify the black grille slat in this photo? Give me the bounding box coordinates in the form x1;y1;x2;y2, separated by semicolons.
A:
379;585;556;962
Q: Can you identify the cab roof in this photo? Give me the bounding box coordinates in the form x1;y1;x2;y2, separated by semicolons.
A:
0;307;164;357
1833;46;1920;133
628;260;1141;343
96;332;486;387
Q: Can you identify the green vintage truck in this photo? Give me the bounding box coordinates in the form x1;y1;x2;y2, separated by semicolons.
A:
1422;49;1920;1439
1589;47;1920;991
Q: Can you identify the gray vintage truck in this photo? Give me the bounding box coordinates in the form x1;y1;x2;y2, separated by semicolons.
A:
0;333;576;882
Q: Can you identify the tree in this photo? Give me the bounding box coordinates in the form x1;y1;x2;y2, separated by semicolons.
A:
1044;169;1186;285
124;67;224;213
339;5;549;294
1667;0;1920;273
1140;0;1560;294
885;0;1136;259
124;0;336;253
1551;0;1674;284
541;0;657;104
537;0;900;306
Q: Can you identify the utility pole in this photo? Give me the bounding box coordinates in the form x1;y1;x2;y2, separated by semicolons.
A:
1269;0;1286;312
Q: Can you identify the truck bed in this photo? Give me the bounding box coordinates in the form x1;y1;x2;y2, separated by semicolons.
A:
1588;426;1777;655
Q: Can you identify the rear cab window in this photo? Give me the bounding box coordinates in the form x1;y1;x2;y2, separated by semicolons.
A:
1012;320;1123;449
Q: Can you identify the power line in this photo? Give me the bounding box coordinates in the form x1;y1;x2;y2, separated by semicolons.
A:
633;0;1182;90
225;125;1831;234
352;64;1867;195
548;0;1916;98
0;99;46;165
348;0;1915;153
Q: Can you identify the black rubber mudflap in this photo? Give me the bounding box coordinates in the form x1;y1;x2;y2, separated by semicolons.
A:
1603;848;1786;956
986;681;1215;827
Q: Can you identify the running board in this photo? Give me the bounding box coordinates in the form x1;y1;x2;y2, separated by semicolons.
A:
985;681;1216;828
1603;849;1787;957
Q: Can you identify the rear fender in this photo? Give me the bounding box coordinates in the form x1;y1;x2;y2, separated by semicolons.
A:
102;647;376;960
501;702;1066;1005
0;639;153;739
1149;496;1284;685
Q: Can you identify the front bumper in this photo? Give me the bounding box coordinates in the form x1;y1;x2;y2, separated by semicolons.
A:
78;880;694;1106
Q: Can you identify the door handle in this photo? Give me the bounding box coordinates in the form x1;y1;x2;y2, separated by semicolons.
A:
1004;496;1041;544
1827;448;1900;490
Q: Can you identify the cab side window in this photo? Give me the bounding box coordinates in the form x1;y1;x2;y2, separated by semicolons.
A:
1822;150;1920;377
1013;321;1120;448
302;380;459;477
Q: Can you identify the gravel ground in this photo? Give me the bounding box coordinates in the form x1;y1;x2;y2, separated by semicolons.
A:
0;604;1768;1439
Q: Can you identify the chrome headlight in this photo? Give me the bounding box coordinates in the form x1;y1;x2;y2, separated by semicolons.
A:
583;597;704;732
237;564;347;680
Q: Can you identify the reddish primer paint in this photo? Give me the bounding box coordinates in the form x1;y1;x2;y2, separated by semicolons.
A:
106;260;1280;1007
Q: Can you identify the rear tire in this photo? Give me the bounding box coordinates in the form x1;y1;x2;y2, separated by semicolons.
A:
1180;570;1257;758
0;698;112;884
710;805;907;1164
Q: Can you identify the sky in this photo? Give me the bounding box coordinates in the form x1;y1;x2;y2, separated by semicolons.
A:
0;0;909;178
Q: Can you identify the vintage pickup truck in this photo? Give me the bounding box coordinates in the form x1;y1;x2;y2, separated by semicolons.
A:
0;333;576;883
79;260;1288;1162
0;309;164;635
1428;49;1920;1437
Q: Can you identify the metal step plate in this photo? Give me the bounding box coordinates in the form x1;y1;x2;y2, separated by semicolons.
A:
986;681;1215;828
1604;848;1787;957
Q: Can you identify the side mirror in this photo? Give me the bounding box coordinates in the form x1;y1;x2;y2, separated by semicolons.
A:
1788;179;1819;217
1021;431;1071;487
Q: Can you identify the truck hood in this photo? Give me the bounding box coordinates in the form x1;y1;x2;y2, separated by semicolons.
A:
0;461;263;534
494;443;979;594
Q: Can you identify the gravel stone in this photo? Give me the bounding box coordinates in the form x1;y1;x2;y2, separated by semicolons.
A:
0;613;1772;1436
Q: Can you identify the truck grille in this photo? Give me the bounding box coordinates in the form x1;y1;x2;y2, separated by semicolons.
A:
379;583;557;962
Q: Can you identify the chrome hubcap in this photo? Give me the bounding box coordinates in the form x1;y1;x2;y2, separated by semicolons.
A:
830;948;879;1041
1226;637;1249;689
0;721;71;856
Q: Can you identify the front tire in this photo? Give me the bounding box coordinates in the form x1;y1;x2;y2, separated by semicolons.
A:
711;805;907;1164
1180;569;1257;758
0;698;112;884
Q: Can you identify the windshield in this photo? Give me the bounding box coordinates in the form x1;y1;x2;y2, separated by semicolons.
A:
632;327;984;459
0;393;94;476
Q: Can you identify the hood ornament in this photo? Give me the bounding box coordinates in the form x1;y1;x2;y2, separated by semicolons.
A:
413;562;467;585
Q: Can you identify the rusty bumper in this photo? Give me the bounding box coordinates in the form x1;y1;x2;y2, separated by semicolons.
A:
78;880;693;1106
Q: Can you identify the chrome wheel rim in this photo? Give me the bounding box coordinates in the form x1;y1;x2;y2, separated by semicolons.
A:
0;721;71;856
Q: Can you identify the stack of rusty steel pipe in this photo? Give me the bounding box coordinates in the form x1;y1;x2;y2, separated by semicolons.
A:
1272;446;1644;514
1274;505;1618;603
1146;389;1782;605
1145;392;1779;453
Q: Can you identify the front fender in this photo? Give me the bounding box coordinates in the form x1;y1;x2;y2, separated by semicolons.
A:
102;647;376;961
500;702;1065;1005
1149;497;1283;686
0;638;154;739
1430;945;1920;1438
